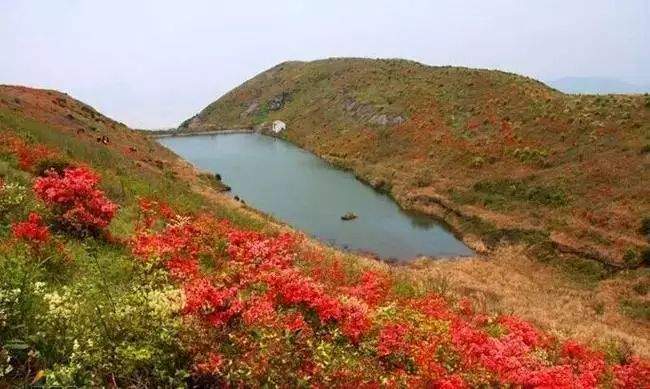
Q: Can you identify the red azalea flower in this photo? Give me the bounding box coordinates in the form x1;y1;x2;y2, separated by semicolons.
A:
12;212;50;246
33;166;117;233
377;323;410;357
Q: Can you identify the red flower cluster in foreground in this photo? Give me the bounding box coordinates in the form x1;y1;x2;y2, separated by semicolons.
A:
131;201;650;387
33;166;117;234
11;212;50;246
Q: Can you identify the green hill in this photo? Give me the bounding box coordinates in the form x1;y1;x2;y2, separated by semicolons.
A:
180;58;650;267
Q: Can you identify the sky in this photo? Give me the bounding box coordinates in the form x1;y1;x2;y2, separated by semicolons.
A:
1;0;648;128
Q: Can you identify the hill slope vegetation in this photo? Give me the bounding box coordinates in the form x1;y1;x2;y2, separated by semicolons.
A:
180;58;650;267
1;84;649;387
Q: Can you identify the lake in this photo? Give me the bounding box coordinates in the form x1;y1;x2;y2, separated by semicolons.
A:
159;133;473;260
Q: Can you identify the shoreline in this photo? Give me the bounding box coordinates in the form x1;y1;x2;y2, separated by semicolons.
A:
153;128;482;260
151;129;624;268
150;128;255;138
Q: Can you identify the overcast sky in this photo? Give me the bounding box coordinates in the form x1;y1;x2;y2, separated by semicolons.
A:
1;0;648;128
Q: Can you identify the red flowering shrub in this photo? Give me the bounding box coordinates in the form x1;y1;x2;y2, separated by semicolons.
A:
0;133;58;172
340;303;371;343
129;201;650;387
283;311;309;332
377;323;411;357
343;270;390;307
0;133;59;172
458;298;473;316
33;166;117;234
195;352;224;375
613;356;650;388
11;212;50;246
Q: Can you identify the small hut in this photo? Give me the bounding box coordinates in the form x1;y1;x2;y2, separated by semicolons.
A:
271;120;286;133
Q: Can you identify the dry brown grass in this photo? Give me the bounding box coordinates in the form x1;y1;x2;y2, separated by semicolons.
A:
406;246;650;357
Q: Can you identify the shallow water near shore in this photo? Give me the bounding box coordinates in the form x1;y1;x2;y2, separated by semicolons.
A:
159;133;473;261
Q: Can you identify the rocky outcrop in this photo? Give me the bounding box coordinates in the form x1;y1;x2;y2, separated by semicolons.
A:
179;114;202;131
369;114;405;126
342;98;405;126
241;102;260;117
268;92;290;111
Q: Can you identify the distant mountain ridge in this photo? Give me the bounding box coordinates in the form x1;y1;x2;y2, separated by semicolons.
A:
547;76;650;94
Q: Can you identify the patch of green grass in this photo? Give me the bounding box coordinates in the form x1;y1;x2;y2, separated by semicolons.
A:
554;256;609;289
623;248;641;266
619;298;650;321
511;147;551;168
598;339;633;364
473;179;568;208
484;322;506;338
252;103;269;126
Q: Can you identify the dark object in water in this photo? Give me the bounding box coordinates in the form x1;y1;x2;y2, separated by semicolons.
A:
341;212;357;221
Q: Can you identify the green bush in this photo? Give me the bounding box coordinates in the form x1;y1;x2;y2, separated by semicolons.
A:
471;156;485;168
471;179;569;208
632;281;649;296
620;298;650;321
623;249;640;266
641;248;650;266
34;157;71;177
0;231;190;386
640;217;650;238
511;147;549;167
411;167;434;188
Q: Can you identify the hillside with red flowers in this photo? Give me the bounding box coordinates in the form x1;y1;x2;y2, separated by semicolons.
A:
1;85;649;387
179;58;650;268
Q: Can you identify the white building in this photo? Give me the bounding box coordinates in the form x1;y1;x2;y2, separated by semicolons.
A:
271;120;286;133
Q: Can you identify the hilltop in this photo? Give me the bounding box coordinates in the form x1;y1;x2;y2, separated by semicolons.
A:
179;58;650;267
1;85;649;386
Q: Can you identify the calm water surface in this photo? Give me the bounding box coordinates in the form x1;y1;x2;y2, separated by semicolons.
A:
159;133;472;260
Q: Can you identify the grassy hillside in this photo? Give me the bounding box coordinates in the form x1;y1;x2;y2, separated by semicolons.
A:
180;58;650;267
2;85;649;387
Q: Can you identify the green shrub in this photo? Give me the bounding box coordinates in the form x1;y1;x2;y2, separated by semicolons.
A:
623;249;640;266
472;179;568;208
411;168;434;188
599;339;633;365
34;156;71;177
471;156;485;168
640;217;650;238
641;248;650;266
619;298;650;321
632;281;649;296
511;147;549;167
252;103;269;126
